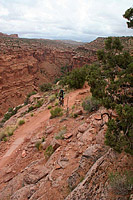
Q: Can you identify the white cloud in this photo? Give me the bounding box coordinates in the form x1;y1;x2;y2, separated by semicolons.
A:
0;0;132;41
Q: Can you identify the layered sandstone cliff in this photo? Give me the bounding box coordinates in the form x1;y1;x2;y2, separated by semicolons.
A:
0;36;96;116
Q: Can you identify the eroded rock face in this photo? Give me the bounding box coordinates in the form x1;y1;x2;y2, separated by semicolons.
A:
67;144;108;191
10;185;36;200
65;149;132;200
0;36;97;117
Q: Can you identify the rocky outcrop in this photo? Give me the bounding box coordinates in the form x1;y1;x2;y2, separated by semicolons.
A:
0;104;132;200
65;148;133;200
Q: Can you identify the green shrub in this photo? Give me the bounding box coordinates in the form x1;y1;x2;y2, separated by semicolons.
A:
48;106;52;110
3;137;7;142
61;66;88;89
1;105;23;123
0;132;6;141
49;94;56;102
82;97;100;112
18;120;25;125
68;68;86;89
108;171;133;195
55;129;66;140
73;113;78;118
0;126;16;141
72;105;75;110
8;132;13;136
50;107;63;118
35;141;42;151
7;126;15;136
44;145;54;159
80;176;85;182
55;102;58;106
8;107;13;112
28;106;34;112
40;83;52;92
35;99;44;108
41;137;45;142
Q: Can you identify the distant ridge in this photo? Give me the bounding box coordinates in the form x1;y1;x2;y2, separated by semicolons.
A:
0;32;19;38
56;40;84;45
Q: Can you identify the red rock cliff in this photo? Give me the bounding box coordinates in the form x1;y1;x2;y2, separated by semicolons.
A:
0;37;96;116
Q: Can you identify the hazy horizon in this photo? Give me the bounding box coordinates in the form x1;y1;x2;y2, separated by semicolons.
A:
0;0;132;42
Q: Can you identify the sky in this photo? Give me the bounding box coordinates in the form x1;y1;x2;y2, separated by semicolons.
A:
0;0;132;42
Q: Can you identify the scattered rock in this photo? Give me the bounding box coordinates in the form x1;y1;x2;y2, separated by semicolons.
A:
50;139;61;151
42;141;50;150
29;94;41;103
45;126;54;135
96;129;105;144
74;109;83;116
78;123;89;133
59;118;68;123
77;132;82;139
76;116;84;121
10;185;36;200
74;151;80;158
94;114;101;120
0;173;24;199
21;150;26;158
24;164;49;184
54;163;62;170
79;91;88;95
64;132;73;139
80;130;93;143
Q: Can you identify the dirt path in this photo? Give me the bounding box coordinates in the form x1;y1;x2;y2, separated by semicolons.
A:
0;87;90;169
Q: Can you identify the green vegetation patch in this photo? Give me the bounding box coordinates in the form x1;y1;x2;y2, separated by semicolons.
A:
44;145;54;160
1;105;23;123
0;125;16;141
18;119;25;126
35;141;42;151
87;37;133;155
108;171;133;195
60;65;88;89
50;107;63;118
55;128;66;140
82;96;100;113
40;83;52;92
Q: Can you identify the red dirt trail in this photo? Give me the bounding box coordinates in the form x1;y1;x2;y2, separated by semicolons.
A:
0;87;90;169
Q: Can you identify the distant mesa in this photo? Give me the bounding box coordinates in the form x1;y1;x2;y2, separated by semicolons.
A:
0;32;19;38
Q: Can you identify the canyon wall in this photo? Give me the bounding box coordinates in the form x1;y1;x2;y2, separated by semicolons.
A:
0;36;96;117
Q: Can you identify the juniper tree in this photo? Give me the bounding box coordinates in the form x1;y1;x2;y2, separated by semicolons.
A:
123;7;133;28
87;37;133;154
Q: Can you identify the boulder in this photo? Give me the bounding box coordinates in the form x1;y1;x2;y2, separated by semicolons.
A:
10;185;36;200
74;109;83;116
24;164;49;184
29;94;41;103
78;123;89;133
50;139;61;151
21;150;26;158
45;126;54;135
64;132;73;139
